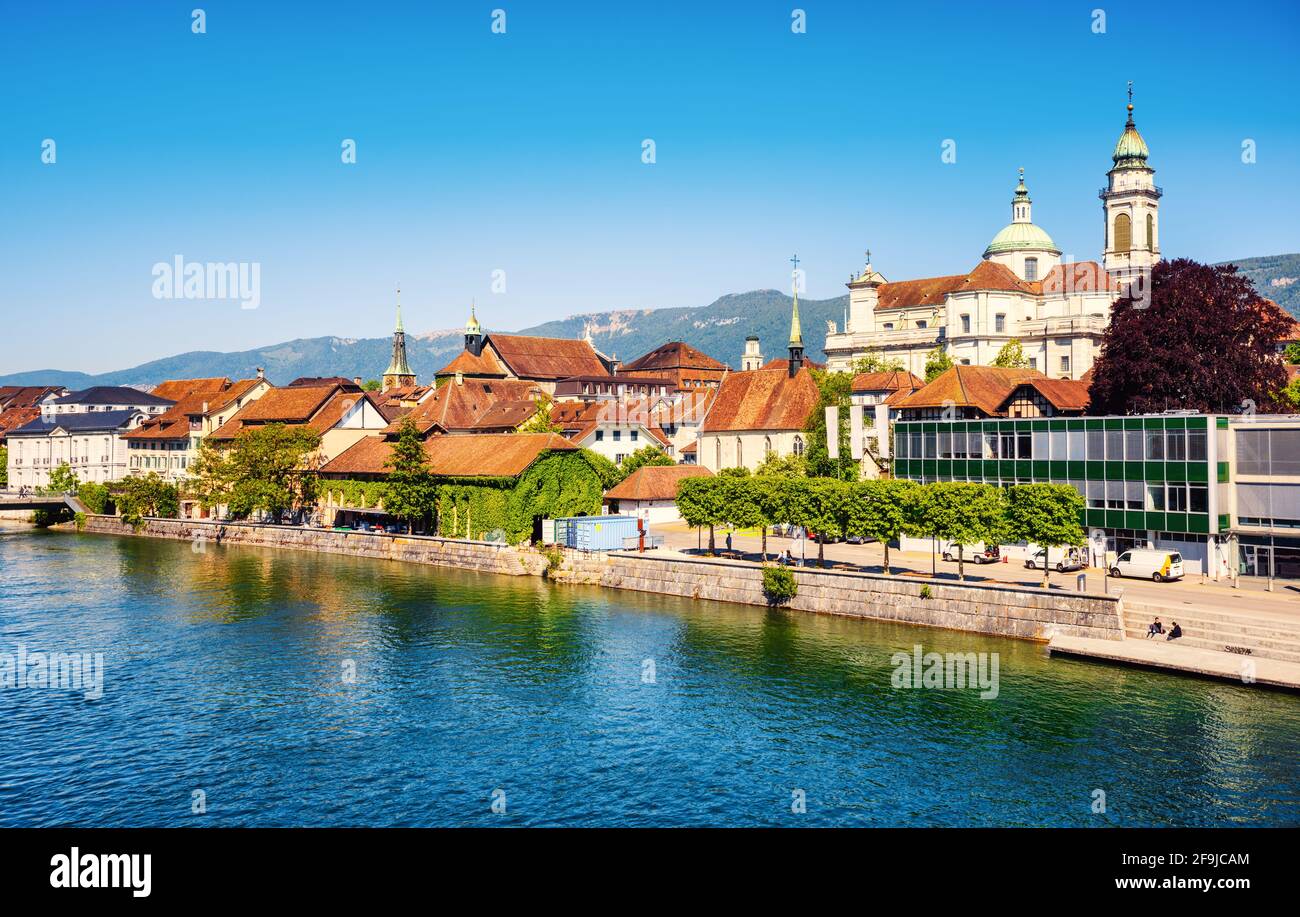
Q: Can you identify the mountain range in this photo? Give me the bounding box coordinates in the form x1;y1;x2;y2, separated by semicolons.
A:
4;254;1296;389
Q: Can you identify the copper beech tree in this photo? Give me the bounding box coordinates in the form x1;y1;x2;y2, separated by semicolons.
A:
1088;258;1292;415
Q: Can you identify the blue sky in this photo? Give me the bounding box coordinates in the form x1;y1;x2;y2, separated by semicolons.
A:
2;0;1298;372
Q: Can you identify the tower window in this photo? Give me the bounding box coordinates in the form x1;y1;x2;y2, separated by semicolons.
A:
1146;213;1155;252
995;314;1006;333
1024;258;1038;281
1114;213;1132;252
960;315;971;333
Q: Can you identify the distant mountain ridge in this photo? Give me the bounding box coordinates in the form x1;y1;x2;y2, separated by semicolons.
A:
4;254;1295;389
0;290;850;388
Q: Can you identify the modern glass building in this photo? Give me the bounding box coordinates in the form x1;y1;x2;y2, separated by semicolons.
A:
892;413;1229;573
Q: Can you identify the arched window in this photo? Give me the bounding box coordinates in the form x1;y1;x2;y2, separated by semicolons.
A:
764;435;773;456
1146;213;1155;252
735;437;744;467
1113;213;1132;252
793;435;805;457
715;439;721;469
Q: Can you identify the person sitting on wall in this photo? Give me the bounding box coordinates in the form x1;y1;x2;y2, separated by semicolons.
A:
1146;617;1164;638
1166;622;1182;642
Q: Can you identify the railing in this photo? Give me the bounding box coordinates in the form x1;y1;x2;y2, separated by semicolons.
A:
622;534;665;551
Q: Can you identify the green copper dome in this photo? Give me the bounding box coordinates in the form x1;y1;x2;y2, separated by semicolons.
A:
983;221;1060;257
1112;100;1151;168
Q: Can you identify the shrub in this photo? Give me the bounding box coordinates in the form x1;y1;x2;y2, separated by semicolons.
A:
919;584;933;600
762;565;798;605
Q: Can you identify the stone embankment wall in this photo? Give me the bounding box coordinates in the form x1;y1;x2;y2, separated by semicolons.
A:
562;552;1125;642
75;516;1123;642
77;515;547;577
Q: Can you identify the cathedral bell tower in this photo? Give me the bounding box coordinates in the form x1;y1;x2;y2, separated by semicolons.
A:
1101;83;1161;289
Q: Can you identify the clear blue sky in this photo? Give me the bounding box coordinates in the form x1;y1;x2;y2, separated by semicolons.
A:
2;0;1298;372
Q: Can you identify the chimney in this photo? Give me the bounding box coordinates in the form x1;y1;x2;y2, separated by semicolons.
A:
256;367;265;380
455;371;464;386
201;401;209;413
353;377;363;387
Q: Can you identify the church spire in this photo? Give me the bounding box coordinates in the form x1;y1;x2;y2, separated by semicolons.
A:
1011;167;1032;223
382;284;416;391
787;254;804;377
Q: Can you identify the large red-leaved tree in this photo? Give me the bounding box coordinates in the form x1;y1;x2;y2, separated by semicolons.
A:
1087;258;1293;415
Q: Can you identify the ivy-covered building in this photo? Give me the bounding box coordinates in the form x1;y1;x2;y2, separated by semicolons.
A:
319;432;605;542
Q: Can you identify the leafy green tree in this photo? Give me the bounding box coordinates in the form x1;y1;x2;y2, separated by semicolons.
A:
850;350;905;374
0;445;6;487
905;482;1006;581
677;477;727;555
853;478;918;574
924;345;954;383
617;445;675;480
362;379;382;392
190;423;322;520
992;339;1030;368
801;478;846;568
1005;483;1086;588
804;369;859;481
383;417;436;533
1286;342;1300;364
753;451;808;478
76;482;112;515
718;474;765;556
116;472;179;525
48;461;79;494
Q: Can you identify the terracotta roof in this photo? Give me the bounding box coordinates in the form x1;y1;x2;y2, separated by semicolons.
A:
951;259;1037;295
288;377;362;390
151;377;231;401
680;442;697;454
0;406;41;441
434;348;508;378
701;367;820;433
485;334;611;380
876;273;969;311
321;432;576;478
621;341;727;374
894;366;1046;416
0;386;63;410
851;370;925;394
395;378;544;434
1034;261;1120;295
604;464;713;501
209;385;362;439
1010;378;1091;412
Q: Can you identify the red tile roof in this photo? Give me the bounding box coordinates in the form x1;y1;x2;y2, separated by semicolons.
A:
1033;261;1121;295
1006;378;1092;412
0;406;41;441
895;366;1073;417
151;377;231;401
485;334;611;380
851;370;925;394
321;432;576;478
702;367;820;433
209;385;367;440
434;348;508;378
875;260;1039;311
621;341;727;374
395;378;545;434
0;386;64;410
124;379;265;441
604;464;713;501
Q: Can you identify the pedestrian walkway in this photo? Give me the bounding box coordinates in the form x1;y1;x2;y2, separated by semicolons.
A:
1048;633;1300;691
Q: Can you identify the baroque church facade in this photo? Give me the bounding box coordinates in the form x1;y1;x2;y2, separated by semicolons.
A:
823;92;1160;380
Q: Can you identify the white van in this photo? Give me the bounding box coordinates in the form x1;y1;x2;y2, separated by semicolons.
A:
1109;548;1184;582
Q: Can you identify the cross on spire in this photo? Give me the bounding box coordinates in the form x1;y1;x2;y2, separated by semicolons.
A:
789;253;800;272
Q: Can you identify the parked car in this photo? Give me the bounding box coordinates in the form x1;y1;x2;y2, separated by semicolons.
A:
1025;548;1083;572
806;530;842;544
940;542;999;564
1110;548;1184;582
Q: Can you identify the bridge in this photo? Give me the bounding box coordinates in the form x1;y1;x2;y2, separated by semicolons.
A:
0;489;88;514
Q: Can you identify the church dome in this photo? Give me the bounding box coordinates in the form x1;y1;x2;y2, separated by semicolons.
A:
983;221;1060;257
1112;104;1150;167
465;304;481;334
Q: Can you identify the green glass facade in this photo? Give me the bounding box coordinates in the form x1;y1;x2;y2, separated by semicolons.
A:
892;414;1219;538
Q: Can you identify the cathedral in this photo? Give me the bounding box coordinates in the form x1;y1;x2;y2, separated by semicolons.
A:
823;90;1160;380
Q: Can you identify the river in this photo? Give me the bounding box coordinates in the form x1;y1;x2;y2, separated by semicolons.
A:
2;524;1297;826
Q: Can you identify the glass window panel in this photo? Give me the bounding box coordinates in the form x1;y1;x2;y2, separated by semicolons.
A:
1033;430;1049;459
1189;484;1208;514
969;432;983;458
1272;430;1300;476
938;430;952;458
1147;484;1165;510
1068;430;1086;461
1087;430;1105;460
1126;430;1144;461
1051;430;1067;460
1166;430;1186;461
1125;480;1143;509
1167;484;1188;512
1105;480;1124;508
1146;431;1165;460
1187;430;1207;462
1018;432;1032;459
1086;480;1105;508
984;432;999;459
1106;430;1124;461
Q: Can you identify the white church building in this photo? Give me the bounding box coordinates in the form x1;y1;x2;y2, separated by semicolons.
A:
824;91;1160;380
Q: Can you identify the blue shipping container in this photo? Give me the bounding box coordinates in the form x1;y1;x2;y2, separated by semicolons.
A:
554;515;641;552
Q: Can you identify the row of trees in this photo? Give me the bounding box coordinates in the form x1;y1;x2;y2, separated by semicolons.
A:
676;474;1084;586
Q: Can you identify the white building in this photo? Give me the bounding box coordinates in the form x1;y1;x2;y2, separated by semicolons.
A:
7;410;149;488
824;93;1158;380
603;465;714;525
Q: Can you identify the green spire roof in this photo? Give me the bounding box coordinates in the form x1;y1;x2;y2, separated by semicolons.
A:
385;288;413;378
1112;85;1151;169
